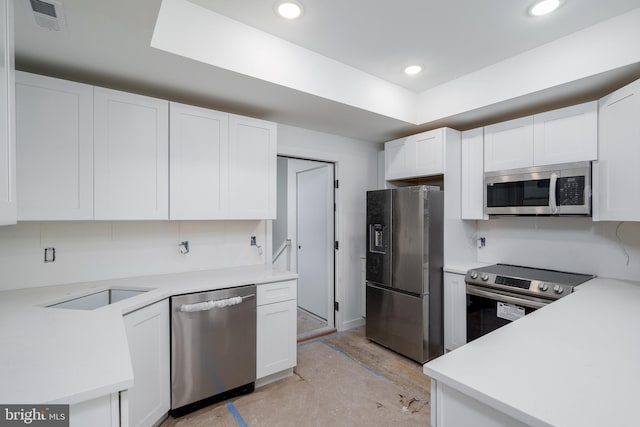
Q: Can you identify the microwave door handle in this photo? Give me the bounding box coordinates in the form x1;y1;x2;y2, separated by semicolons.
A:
549;172;559;214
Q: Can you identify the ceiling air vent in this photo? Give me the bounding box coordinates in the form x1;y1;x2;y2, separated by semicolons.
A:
28;0;67;31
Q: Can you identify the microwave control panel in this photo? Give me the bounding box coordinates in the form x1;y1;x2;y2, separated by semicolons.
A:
557;176;585;205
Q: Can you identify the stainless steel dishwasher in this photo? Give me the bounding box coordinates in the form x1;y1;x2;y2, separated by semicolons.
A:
170;285;256;415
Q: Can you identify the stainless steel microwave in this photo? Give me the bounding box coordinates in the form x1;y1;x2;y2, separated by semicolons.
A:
484;161;591;216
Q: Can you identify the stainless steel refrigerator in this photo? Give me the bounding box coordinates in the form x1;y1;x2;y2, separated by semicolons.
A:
365;185;444;363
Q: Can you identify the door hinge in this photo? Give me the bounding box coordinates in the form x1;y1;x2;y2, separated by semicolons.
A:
334;301;339;311
335;241;339;250
334;180;339;189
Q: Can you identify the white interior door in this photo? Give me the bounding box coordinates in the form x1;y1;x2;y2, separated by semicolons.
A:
296;165;332;320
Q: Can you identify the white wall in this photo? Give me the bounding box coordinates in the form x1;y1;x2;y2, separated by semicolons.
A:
272;157;288;251
277;124;380;331
476;218;640;281
0;220;266;291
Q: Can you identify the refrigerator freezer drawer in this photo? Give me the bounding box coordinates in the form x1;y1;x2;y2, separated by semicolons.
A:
365;283;442;363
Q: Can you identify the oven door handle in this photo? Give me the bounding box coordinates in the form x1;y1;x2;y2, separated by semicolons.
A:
466;285;548;309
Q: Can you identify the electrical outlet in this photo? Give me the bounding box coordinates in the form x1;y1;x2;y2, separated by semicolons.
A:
44;247;56;263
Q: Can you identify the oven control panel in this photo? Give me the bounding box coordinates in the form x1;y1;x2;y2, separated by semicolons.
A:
465;270;568;300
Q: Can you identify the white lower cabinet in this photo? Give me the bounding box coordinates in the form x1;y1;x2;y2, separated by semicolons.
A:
431;381;527;427
256;280;297;383
444;272;466;352
123;299;170;427
70;394;120;427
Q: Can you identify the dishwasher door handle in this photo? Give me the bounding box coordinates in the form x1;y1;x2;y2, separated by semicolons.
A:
178;294;255;312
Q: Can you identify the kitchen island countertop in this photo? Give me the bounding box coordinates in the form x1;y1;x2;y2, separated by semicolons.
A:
423;277;640;426
0;265;297;405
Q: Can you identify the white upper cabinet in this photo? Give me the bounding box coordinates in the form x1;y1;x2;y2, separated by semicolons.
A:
484;116;534;172
384;138;405;181
408;129;445;177
0;0;15;226
593;78;640;221
227;114;277;219
16;72;94;220
533;101;597;165
485;102;598;172
169;102;229;220
94;87;169;220
384;128;445;180
460;128;485;220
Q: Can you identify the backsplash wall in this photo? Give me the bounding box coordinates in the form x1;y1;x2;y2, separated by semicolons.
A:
0;220;267;291
476;217;640;281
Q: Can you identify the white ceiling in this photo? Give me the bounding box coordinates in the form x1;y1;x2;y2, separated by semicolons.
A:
14;0;640;142
188;0;640;93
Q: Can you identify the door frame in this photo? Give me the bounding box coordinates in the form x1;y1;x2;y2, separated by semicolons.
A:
275;154;338;329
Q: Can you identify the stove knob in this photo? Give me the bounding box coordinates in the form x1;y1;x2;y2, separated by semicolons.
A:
538;282;549;292
481;273;489;281
553;285;564;294
470;271;478;280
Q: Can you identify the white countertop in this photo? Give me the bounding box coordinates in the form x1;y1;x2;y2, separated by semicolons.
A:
0;265;297;405
443;262;493;275
423;277;640;427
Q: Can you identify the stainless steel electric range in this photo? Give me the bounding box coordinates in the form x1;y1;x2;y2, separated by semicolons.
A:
465;264;595;342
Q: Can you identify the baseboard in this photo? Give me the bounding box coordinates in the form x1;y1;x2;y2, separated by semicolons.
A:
341;317;365;331
255;368;293;388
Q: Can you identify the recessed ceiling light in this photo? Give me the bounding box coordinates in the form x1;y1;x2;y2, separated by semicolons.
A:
529;0;562;16
276;1;303;20
404;65;423;76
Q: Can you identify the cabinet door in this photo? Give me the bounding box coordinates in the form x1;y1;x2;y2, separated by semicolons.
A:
484;116;534;172
0;0;15;226
227;114;277;219
94;87;169;220
169;102;228;220
384;138;406;181
256;299;297;379
594;78;640;221
461;128;485;220
444;272;466;352
533;101;597;165
70;394;119;427
124;299;170;427
16;72;93;220
407;129;444;177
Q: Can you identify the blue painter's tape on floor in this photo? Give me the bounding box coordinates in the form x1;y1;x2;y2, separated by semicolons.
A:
227;402;249;427
323;341;385;379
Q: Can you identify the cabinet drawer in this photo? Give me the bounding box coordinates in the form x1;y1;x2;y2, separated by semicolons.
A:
257;280;297;306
